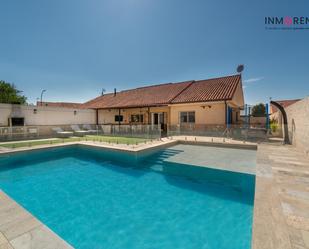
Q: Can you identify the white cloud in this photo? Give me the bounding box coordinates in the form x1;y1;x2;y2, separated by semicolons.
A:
243;77;264;83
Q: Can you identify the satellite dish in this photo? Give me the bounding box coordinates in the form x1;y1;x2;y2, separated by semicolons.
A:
237;64;244;73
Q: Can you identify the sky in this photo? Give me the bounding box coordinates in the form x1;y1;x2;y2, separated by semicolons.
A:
0;0;308;105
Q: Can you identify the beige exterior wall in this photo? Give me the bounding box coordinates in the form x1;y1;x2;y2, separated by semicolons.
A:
98;108;150;124
230;81;245;107
270;111;281;122
0;104;96;126
98;109;123;124
284;96;309;157
98;102;234;126
239;116;266;128
98;107;170;125
169;102;226;125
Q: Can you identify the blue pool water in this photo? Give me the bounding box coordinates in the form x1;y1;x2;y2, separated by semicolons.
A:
0;145;255;249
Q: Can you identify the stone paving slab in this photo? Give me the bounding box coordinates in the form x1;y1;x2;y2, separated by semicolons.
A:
0;191;73;249
0;242;14;249
252;143;309;249
0;232;9;245
9;225;71;249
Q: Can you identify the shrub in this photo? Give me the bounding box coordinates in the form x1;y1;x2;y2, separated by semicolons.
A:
270;119;279;132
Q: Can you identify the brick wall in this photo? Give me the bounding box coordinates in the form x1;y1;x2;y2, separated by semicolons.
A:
285;96;309;157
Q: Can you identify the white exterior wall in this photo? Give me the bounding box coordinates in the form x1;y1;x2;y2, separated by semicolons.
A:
0;104;96;126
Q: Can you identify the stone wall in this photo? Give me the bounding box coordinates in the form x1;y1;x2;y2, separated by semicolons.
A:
285;96;309;157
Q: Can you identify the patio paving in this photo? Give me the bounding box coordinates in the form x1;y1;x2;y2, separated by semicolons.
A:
252;143;309;249
0;191;72;249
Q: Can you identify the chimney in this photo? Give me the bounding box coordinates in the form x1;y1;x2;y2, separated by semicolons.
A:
114;88;117;97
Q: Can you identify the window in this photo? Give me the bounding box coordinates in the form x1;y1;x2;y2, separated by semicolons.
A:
188;112;195;123
180;111;195;123
115;115;123;122
131;114;143;123
180;112;188;123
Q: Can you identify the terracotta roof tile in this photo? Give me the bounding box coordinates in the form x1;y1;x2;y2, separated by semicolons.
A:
84;74;241;109
171;75;240;103
84;81;193;109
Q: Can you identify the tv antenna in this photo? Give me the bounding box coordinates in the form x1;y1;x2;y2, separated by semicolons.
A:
101;88;106;96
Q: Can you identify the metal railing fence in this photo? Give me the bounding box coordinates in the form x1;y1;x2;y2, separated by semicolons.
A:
0;123;281;143
167;124;270;142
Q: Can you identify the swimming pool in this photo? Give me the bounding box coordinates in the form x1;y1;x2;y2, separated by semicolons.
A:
0;145;255;249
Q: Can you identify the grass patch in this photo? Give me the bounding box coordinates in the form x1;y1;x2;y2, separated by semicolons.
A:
85;135;150;144
0;138;80;149
0;135;151;149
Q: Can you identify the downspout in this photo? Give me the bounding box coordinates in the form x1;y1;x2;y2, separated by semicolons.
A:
265;103;270;130
95;109;99;125
224;101;227;126
118;109;121;126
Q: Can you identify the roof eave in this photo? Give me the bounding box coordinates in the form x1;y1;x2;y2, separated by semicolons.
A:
170;98;233;105
93;103;169;110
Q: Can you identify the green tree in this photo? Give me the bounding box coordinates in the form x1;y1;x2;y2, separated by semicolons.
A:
251;103;266;117
0;80;27;104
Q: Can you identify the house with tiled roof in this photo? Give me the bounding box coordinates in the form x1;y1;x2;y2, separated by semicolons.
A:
84;74;245;133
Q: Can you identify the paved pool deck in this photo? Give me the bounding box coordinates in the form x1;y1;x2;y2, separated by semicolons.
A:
0;137;308;249
0;191;72;249
253;143;309;249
